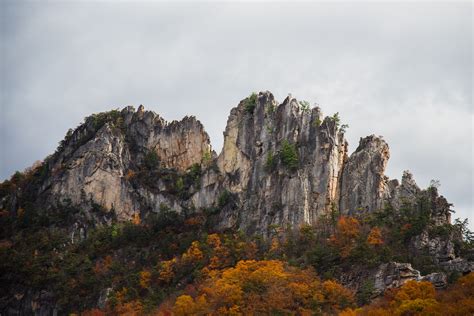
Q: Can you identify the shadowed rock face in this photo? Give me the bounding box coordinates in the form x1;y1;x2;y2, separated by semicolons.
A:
3;91;456;236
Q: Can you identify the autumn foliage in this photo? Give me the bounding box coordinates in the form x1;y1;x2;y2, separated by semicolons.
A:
93;255;113;275
139;270;152;289
3;176;474;316
181;241;204;264
169;260;354;315
330;216;361;257
367;227;383;246
343;272;474;316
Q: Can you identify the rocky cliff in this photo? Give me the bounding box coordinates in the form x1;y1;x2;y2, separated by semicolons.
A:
214;92;347;233
0;91;461;235
36;106;212;221
1;91;473;315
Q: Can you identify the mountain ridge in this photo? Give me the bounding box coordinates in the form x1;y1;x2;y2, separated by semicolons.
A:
1;91;472;315
7;91;448;231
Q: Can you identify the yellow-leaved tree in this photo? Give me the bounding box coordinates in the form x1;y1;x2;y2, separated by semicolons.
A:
169;260;354;315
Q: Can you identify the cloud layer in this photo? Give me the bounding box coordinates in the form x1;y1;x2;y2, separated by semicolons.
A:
1;1;472;225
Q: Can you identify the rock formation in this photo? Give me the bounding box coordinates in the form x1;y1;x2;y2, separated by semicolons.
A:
339;135;390;215
371;262;448;296
41;106;212;221
1;91;472;314
0;91;462;236
215;92;347;233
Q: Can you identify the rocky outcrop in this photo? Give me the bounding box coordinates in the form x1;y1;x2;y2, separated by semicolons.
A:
125;105;212;172
216;92;347;234
412;230;456;263
427;187;453;226
373;262;421;295
42;106;213;221
48;122;135;220
2;90;474;316
1;90;472;314
340;262;448;297
440;258;474;274
422;272;448;289
339;135;390;214
371;263;447;295
387;171;421;211
0;91;461;237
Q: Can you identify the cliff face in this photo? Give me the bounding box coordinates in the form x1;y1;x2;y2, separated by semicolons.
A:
41;105;212;222
215;92;347;233
1;91;472;315
339;135;390;215
4;91;457;236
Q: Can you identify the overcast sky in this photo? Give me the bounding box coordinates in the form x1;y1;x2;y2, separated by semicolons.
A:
1;1;472;227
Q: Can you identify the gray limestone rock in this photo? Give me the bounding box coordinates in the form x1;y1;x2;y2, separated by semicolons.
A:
439;258;474;274
422;272;448;289
339;135;390;215
41;107;213;221
2;90;472;313
411;230;456;263
373;262;421;296
216;91;347;234
1;91;465;242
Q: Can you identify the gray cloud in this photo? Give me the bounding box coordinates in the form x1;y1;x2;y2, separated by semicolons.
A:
1;1;472;226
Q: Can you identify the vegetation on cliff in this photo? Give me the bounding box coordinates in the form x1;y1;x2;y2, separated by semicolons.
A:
341;273;474;316
1;98;473;314
1;177;473;314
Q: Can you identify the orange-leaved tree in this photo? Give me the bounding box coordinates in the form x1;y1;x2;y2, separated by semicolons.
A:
139;270;152;289
367;227;384;246
343;273;474;315
438;272;474;315
169;260;354;315
157;258;177;284
329;216;361;258
182;241;204;264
